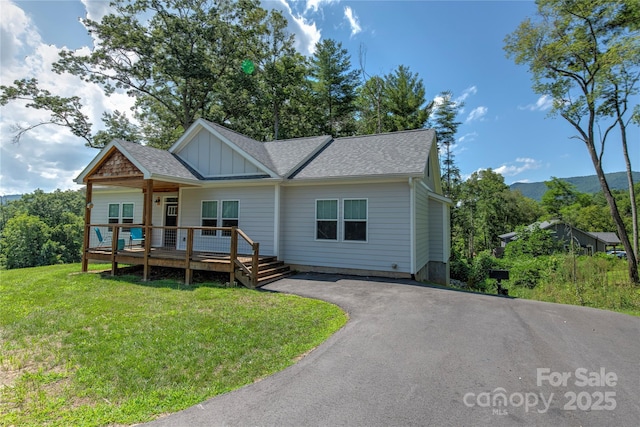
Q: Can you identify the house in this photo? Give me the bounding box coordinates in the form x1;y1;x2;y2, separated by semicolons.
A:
499;220;621;255
76;119;451;286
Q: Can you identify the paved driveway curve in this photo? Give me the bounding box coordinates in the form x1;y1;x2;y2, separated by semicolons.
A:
146;274;640;426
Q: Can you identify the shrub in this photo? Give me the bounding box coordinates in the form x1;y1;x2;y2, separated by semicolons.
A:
468;251;499;291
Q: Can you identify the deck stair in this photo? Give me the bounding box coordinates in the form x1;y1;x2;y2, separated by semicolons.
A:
236;256;291;288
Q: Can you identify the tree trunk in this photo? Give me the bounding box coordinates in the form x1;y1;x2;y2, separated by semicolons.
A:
585;140;639;283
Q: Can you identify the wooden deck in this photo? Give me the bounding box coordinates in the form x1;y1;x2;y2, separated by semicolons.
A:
82;225;290;287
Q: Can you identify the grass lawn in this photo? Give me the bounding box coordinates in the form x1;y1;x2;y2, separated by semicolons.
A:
0;264;347;426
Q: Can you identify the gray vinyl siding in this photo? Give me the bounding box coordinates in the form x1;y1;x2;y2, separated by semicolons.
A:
280;182;412;273
415;180;430;272
428;199;445;262
176;129;263;177
178;185;275;255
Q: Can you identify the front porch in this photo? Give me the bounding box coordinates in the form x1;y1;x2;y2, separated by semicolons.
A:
82;225;290;288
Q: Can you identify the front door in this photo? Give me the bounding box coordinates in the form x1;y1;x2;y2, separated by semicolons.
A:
164;202;178;248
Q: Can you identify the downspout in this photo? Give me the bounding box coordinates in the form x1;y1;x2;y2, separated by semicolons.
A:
274;183;281;259
409;177;416;277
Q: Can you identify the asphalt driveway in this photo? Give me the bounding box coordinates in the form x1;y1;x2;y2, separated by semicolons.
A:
146;274;640;426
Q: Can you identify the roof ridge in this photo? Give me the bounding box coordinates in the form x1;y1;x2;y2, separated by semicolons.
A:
335;127;434;141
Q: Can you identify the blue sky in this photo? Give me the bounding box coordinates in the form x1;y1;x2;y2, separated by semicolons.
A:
1;0;638;196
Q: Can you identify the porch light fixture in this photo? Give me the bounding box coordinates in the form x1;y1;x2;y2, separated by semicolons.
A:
155;197;161;206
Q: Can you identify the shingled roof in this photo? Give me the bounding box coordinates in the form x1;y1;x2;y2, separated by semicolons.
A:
115;140;199;181
78;119;437;185
290;128;435;180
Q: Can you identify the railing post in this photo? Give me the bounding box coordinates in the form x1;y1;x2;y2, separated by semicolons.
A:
185;227;194;285
251;242;260;288
230;227;238;285
143;225;151;281
111;226;120;276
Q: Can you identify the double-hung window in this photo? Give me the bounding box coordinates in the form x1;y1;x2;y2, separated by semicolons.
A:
316;200;338;240
122;203;134;224
221;201;239;236
201;200;239;237
201;201;218;236
344;199;367;241
108;203;134;226
108;204;120;225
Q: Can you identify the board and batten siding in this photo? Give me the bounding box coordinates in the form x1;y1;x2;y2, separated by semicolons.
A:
414;179;430;272
175;129;263;177
280;181;412;274
178;185;276;255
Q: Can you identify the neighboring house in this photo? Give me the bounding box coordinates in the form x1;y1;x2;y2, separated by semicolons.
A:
76;119;451;286
499;220;621;255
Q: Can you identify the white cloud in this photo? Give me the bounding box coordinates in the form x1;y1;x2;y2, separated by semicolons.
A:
344;6;361;36
466;106;487;122
305;0;340;13
274;0;322;55
494;158;542;177
456;86;477;104
519;95;554;111
457;132;478;143
0;1;134;195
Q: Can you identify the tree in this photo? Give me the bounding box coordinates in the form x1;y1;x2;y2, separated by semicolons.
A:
432;91;464;197
454;169;511;257
504;224;562;258
541;177;582;218
1;0;280;149
504;0;640;283
0;214;55;269
310;39;360;137
383;65;432;132
0;189;85;267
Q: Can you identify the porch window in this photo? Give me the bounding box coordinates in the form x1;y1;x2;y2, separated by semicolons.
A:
316;199;338;240
201;201;218;236
221;201;239;236
108;204;119;224
122;203;134;224
344;199;367;241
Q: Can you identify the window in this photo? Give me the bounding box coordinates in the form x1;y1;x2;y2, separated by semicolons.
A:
201;201;218;236
122;203;134;224
344;199;367;241
316;200;338;240
108;204;120;224
221;201;239;236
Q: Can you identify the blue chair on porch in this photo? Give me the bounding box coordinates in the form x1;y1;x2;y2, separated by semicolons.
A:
129;227;144;248
94;227;111;248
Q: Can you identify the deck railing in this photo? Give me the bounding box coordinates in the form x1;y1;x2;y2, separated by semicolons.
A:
84;224;260;286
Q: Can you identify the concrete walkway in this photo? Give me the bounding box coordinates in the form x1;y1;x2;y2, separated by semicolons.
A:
146;274;640;426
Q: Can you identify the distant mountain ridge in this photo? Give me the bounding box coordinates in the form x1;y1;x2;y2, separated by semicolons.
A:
510;172;640;201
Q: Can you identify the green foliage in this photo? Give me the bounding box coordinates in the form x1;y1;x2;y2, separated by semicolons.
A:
0;189;84;268
0;264;347;426
449;248;471;282
504;0;640;283
0;214;54;269
504;255;638;316
467;251;499;291
433;90;463;197
383;65;432;132
504;224;562;258
310;39;360;137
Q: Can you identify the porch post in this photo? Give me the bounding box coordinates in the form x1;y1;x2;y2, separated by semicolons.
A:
230;227;238;285
82;182;92;272
143;179;153;281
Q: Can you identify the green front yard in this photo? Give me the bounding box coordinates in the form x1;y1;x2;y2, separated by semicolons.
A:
0;264;347;426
